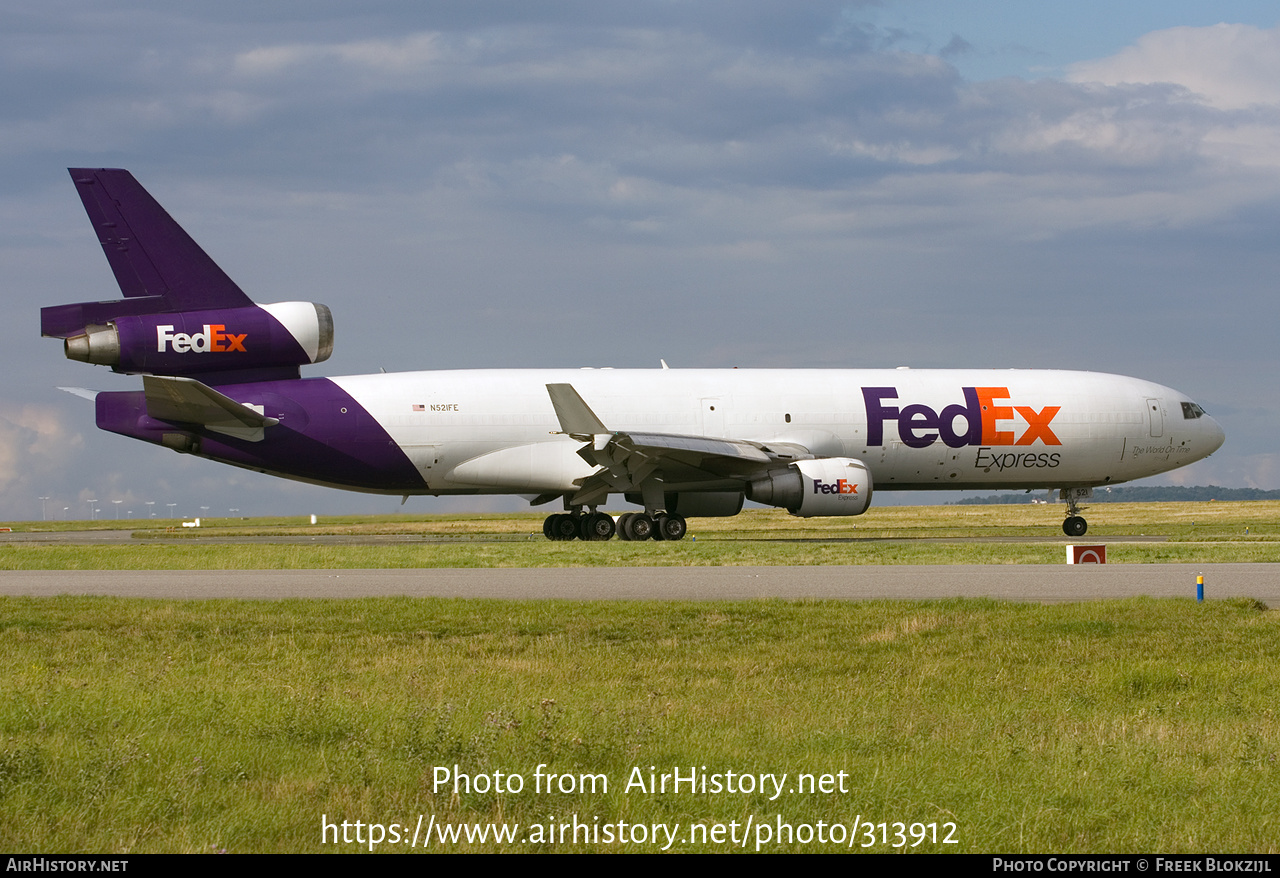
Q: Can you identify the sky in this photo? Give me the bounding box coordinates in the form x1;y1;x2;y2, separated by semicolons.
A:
2;1;1278;522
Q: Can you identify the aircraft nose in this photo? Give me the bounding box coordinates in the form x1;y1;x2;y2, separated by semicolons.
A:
1205;415;1226;455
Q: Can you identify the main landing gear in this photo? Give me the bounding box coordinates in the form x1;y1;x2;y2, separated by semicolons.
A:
542;509;687;541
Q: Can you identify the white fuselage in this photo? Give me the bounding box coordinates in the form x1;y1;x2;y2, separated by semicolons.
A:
329;367;1224;496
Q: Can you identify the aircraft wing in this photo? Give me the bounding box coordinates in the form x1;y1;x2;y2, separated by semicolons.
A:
546;383;809;506
143;374;279;442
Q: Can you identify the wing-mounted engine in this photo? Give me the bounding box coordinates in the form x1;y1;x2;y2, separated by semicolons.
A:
543;382;873;531
747;458;873;517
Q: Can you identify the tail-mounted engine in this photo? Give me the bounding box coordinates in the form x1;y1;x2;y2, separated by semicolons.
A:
746;457;873;517
52;301;333;376
42;169;336;383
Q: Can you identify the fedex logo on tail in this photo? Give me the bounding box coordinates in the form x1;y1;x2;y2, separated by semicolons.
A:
863;387;1061;449
814;479;858;495
157;324;247;354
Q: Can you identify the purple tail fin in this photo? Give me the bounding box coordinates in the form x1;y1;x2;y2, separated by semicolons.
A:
42;169;253;338
43;169;334;384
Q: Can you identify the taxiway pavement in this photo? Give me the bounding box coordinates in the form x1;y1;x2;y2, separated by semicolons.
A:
1;564;1275;603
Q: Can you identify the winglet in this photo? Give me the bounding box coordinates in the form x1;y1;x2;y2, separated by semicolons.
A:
546;383;611;443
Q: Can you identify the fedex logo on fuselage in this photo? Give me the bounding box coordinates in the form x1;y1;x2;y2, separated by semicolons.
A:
156;324;247;354
863;386;1061;449
814;479;858;495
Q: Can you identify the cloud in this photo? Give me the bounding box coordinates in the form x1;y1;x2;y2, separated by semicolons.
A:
234;32;444;78
0;404;85;518
9;13;1278;303
1068;23;1280;111
939;34;974;60
3;9;1277;514
1065;24;1280;174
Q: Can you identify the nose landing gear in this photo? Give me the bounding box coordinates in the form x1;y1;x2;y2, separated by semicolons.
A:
1060;487;1092;537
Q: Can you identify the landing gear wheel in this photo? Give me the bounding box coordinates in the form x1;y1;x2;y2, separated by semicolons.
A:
657;513;687;541
626;513;655;541
581;512;616;541
616;512;634;541
1063;516;1088;537
551;514;580;541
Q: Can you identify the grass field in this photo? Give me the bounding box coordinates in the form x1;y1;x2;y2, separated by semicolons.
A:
9;498;1279;539
1;596;1277;853
2;502;1277;853
3;501;1279;569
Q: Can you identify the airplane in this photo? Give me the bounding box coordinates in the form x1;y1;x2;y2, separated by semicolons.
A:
42;168;1225;541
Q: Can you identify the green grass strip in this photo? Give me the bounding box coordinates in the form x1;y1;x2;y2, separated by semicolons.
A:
3;538;1280;569
3;502;1280;568
1;596;1277;852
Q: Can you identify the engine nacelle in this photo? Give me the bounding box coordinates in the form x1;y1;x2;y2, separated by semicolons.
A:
62;302;333;375
746;458;873;517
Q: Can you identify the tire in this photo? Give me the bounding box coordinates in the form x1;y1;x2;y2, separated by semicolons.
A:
1063;516;1088;537
552;514;580;541
616;512;634;541
583;512;616;541
659;513;687;541
627;513;654;541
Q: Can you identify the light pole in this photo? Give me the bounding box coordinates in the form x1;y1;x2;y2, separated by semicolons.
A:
39;497;50;521
112;500;123;520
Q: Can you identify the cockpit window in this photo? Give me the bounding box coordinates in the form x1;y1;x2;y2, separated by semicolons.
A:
1181;402;1205;419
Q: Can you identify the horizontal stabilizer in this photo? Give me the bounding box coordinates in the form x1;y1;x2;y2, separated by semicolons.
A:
143;374;278;442
42;296;169;340
57;386;99;402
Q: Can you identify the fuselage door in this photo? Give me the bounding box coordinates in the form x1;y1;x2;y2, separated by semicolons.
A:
1146;398;1164;438
700;398;725;437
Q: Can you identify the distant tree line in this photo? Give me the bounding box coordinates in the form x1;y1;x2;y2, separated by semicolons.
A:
953;486;1280;505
